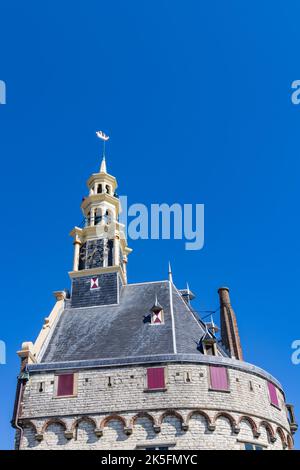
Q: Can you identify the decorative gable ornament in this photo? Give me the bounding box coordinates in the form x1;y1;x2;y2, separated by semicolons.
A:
90;277;99;290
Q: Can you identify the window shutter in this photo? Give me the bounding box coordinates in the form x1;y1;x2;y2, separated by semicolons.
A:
268;381;279;407
57;374;74;396
209;366;229;390
147;367;165;389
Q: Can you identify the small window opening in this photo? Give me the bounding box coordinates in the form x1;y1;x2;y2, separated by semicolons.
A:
74;423;79;441
249;381;254;392
97;184;103;194
55;373;75;397
105;185;111;194
108;376;112;387
39;382;45;393
185;372;191;383
146;367;165;390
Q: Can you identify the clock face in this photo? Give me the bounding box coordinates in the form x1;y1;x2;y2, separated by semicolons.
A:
79;241;104;269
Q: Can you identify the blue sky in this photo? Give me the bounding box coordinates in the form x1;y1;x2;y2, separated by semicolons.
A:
0;1;299;450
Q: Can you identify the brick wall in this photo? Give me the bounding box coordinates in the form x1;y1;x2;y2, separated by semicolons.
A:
17;363;293;450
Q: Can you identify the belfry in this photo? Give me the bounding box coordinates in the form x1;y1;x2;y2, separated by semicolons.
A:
12;137;297;450
69;153;131;309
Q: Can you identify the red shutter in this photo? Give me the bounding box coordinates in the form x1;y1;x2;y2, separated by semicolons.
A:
147;367;165;389
57;374;74;396
268;381;279;407
209;366;229;390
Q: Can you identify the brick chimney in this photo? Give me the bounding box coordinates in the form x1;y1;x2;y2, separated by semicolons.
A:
218;287;243;360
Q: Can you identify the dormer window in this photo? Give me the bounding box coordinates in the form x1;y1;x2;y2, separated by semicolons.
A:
151;309;164;324
150;296;164;325
203;342;216;356
198;330;217;356
90;277;99;290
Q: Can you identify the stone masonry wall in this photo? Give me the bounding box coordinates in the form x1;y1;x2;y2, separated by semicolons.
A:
17;363;293;450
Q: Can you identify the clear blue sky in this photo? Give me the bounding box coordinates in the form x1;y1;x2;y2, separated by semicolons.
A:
0;1;299;450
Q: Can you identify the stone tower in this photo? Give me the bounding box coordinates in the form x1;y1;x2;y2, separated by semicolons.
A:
12;147;297;450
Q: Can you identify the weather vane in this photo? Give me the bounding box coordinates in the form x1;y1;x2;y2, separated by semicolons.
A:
96;130;110;158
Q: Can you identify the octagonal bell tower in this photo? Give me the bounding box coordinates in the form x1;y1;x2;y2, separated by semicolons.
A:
69;148;132;308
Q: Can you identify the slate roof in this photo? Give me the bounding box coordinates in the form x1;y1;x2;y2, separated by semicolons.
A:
40;280;228;364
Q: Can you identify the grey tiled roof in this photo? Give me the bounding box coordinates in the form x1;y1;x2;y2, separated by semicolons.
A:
40;280;227;364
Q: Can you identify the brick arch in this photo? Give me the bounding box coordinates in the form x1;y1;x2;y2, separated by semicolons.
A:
42;418;67;433
258;420;276;442
100;414;126;430
276;427;287;448
287;434;293;450
238;416;259;437
158;409;184;425
21;420;40;448
213;412;237;431
186;409;212;428
22;420;38;434
130;412;157;427
71;416;97;432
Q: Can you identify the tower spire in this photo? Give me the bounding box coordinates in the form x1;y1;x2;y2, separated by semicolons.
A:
100;156;107;173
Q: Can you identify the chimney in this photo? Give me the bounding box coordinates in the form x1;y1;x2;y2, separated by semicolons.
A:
218;287;243;361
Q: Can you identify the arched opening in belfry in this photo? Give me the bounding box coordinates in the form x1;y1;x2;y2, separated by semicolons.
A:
86;211;91;226
97;184;103;194
105;184;111;194
105;209;113;224
95;208;102;225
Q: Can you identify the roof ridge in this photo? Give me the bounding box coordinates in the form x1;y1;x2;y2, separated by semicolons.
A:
126;280;169;287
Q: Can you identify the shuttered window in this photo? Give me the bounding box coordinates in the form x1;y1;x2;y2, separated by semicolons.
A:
209;366;229;391
147;367;165;390
268;381;279;407
56;374;75;397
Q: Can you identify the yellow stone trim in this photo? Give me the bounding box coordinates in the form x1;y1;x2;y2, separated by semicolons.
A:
33;295;65;359
87;173;117;190
81;193;119;211
17;342;36;364
17;293;66;364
